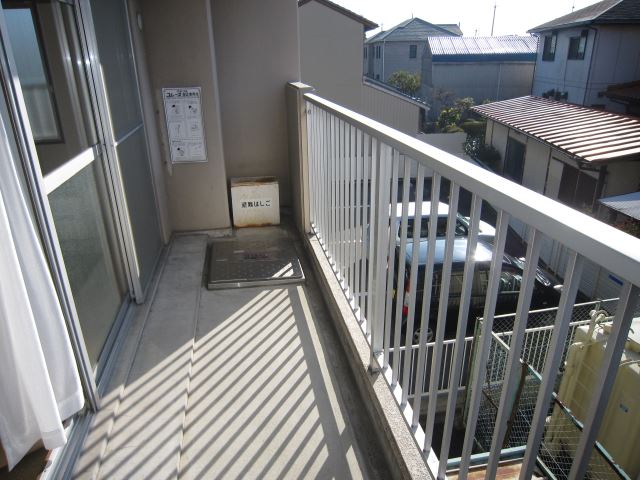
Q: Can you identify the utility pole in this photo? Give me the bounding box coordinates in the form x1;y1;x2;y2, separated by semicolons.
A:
491;1;497;36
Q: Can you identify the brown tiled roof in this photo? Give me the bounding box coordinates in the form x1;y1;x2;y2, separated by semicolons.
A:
472;96;640;163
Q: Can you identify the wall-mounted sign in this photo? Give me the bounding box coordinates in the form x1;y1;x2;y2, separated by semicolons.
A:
162;87;207;163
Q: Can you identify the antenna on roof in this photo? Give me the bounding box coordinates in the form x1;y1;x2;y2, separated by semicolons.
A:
571;1;575;11
491;1;497;36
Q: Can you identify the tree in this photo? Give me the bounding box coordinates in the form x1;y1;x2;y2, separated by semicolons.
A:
387;71;421;96
437;97;475;131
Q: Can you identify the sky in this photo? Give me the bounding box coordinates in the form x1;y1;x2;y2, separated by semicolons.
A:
330;0;601;38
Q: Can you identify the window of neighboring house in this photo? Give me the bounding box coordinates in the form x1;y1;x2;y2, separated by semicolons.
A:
568;29;588;60
503;138;526;183
409;44;417;58
376;45;381;59
542;33;557;61
364;47;367;59
557;163;597;211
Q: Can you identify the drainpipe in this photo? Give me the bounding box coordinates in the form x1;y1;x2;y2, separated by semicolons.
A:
583;27;598;106
382;39;386;81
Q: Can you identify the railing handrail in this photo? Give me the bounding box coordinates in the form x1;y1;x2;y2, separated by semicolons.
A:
304;92;640;286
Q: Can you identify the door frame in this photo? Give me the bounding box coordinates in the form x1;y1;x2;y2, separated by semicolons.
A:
0;0;151;408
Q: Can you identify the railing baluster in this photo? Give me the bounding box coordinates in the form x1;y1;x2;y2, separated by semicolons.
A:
355;128;363;315
412;173;443;428
371;142;392;369
342;120;349;287
321;109;327;247
520;251;585;479
383;150;399;369
401;165;425;405
392;157;411;385
335;120;344;284
320;109;327;242
569;281;640;479
486;228;544;478
459;209;510;478
365;134;375;335
330;114;337;267
362;133;370;325
349;125;357;306
423;181;458;445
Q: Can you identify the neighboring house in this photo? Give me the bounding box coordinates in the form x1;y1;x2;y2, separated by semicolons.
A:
299;0;428;134
364;17;462;82
529;0;640;112
473;95;640;298
420;35;537;118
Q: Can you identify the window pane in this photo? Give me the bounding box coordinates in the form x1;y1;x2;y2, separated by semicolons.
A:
48;161;128;365
5;8;60;142
115;128;162;288
504;138;525;183
90;0;142;139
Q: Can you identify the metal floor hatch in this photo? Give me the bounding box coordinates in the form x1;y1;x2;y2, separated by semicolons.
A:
207;237;305;290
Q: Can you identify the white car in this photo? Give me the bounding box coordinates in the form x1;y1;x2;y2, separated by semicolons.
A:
394;201;496;243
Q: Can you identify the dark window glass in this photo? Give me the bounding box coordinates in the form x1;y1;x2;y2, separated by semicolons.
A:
503;138;526;183
557;163;597;210
568;30;588;60
542;33;556;61
364;46;367;58
409;44;417;58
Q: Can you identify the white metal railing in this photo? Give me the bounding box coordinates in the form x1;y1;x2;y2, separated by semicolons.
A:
300;90;640;480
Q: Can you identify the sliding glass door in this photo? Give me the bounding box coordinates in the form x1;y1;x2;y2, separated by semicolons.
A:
2;0;128;368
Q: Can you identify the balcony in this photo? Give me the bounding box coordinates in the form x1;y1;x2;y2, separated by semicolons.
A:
60;85;640;479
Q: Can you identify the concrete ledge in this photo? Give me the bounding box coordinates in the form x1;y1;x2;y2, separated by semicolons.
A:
302;234;432;480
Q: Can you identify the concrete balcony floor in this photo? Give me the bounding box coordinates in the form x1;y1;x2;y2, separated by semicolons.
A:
73;226;390;479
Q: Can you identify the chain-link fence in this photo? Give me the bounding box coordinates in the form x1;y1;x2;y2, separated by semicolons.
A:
467;298;629;479
539;399;628;480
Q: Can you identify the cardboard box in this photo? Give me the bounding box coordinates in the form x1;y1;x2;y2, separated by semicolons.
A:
230;177;280;227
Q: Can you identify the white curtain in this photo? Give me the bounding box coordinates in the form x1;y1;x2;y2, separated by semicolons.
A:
0;106;84;469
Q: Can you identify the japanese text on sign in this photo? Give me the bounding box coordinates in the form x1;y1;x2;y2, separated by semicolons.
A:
162;87;207;163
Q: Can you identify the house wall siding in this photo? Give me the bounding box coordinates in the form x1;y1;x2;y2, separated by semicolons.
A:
430;61;534;104
532;27;595;104
533;25;640;111
368;41;427;82
585;25;640;111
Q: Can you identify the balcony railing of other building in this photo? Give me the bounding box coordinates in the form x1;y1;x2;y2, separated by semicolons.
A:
287;83;640;480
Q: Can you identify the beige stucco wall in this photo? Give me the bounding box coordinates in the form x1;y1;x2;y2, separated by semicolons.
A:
361;84;421;135
299;0;363;112
138;0;230;231
212;0;300;208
